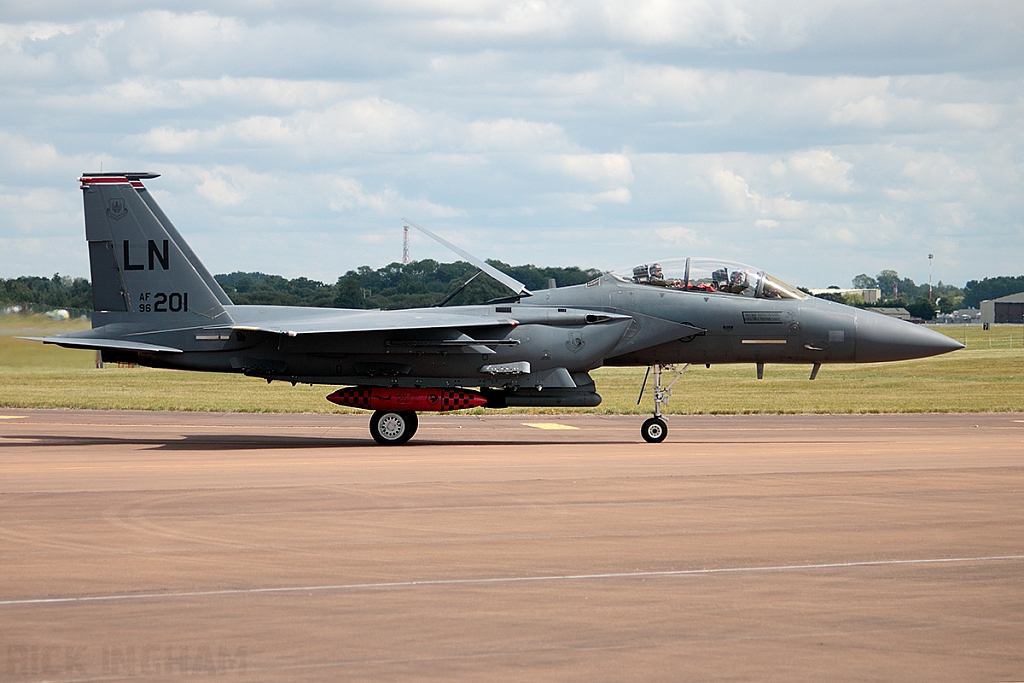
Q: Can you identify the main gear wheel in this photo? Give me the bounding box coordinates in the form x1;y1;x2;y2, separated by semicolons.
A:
369;410;418;445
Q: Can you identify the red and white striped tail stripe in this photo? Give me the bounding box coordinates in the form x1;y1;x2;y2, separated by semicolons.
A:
79;172;160;189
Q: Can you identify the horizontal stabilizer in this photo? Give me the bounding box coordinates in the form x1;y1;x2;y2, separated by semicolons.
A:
18;336;183;354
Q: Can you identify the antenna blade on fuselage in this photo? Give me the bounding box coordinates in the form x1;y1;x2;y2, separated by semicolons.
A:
402;217;531;298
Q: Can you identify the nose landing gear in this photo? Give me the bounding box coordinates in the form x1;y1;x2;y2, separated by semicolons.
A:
637;363;689;443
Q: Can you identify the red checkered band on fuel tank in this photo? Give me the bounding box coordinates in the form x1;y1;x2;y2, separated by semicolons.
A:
441;390;477;411
331;387;372;408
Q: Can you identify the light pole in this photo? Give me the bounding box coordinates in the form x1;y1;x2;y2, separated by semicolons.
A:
928;253;933;300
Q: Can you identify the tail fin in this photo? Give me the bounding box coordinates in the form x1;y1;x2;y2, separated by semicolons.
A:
133;182;233;307
80;173;230;327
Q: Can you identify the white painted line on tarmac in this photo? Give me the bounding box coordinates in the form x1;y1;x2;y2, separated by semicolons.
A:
0;416;26;419
3;555;1022;607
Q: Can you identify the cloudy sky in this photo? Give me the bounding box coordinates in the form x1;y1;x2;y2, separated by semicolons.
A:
1;1;1021;290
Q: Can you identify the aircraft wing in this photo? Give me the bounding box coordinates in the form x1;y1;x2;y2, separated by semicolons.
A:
228;307;521;337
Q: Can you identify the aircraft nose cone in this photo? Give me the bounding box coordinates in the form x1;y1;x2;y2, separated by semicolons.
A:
855;311;964;363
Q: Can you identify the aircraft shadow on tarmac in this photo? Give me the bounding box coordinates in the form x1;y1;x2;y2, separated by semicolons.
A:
6;434;369;450
3;433;636;450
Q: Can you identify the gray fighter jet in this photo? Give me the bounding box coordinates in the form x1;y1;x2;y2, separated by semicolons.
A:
26;173;963;444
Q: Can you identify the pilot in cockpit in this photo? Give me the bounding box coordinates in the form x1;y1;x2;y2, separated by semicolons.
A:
633;263;676;286
711;267;728;290
727;269;749;294
726;269;762;294
648;263;681;288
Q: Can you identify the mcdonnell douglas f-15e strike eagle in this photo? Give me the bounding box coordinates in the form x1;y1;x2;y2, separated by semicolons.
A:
25;173;963;444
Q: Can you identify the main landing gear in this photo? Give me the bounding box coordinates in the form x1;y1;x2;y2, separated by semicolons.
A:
637;363;689;443
369;410;419;446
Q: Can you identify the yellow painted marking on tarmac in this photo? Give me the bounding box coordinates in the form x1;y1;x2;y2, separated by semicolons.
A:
521;422;580;430
0;415;26;419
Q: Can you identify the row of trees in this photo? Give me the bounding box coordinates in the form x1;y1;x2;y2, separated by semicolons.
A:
4;265;1022;316
846;272;1024;310
1;274;93;311
812;271;1024;321
815;273;948;321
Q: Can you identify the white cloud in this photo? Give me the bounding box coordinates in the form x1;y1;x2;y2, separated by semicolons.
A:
602;0;757;47
138;127;210;154
770;149;853;194
897;152;981;201
426;1;576;39
711;168;758;214
194;167;250;206
935;103;1001;129
467;118;570;152
821;226;858;246
0;4;1021;286
654;225;711;248
558;187;632;212
327;176;393;213
132;97;430;155
0;21;80;49
0;186;78;227
830;94;888;128
175;77;355;108
545;153;633;186
125;11;243;72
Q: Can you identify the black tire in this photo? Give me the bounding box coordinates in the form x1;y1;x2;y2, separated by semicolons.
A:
641;417;668;443
369;410;418;446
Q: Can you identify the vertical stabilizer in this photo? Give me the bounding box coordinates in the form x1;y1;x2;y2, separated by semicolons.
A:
133;184;233;306
80;173;229;328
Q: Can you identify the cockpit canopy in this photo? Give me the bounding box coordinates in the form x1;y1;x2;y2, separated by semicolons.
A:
614;257;806;300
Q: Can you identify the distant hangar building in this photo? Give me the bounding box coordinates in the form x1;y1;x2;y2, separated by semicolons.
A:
980;292;1024;324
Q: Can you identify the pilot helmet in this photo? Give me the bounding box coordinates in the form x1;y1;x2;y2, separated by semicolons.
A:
650;263;663;278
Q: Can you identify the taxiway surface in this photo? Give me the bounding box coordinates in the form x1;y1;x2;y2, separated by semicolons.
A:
1;409;1022;681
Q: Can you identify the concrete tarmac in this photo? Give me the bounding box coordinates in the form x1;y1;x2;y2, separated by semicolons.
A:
1;409;1022;682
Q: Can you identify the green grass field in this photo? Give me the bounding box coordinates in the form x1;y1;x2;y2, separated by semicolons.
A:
1;314;1021;414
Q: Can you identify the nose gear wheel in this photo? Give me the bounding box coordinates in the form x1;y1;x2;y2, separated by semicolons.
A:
641;416;667;443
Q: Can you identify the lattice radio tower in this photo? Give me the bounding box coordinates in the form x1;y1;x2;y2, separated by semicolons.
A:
402;225;410;265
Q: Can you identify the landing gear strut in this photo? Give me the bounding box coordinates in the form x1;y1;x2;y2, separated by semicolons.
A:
369;410;418;446
637;363;689;443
